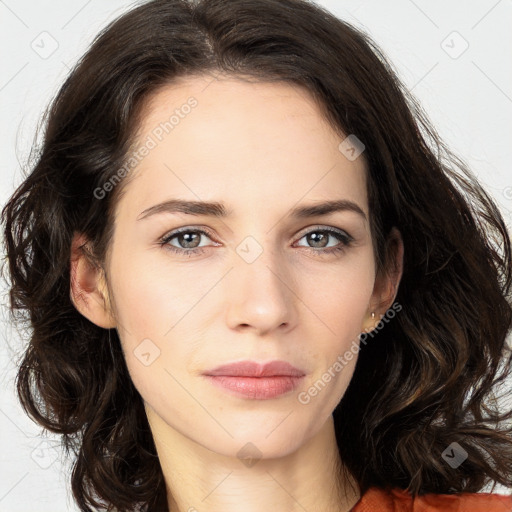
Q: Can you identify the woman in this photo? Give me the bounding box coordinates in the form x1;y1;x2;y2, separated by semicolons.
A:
2;0;512;511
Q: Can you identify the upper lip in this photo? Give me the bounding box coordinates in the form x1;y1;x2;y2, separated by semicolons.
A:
203;360;305;377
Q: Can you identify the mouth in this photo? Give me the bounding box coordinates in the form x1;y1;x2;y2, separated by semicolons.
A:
202;360;306;400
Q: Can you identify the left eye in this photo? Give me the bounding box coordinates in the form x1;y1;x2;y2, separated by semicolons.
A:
295;228;352;250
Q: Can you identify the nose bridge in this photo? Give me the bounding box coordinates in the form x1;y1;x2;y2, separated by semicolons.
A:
224;230;297;332
236;231;291;297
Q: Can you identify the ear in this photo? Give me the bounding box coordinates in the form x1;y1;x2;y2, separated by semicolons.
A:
69;232;117;329
361;226;404;333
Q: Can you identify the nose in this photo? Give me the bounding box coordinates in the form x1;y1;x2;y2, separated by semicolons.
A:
224;244;298;336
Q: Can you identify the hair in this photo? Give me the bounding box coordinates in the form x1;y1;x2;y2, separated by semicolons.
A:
2;0;512;510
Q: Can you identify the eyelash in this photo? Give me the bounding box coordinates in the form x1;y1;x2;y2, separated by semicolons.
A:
158;226;354;258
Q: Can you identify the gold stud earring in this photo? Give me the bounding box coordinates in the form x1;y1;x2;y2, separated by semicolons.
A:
371;312;375;319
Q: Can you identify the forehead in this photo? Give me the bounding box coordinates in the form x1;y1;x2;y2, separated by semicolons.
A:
119;75;368;220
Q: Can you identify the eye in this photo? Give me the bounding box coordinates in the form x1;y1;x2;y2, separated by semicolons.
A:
294;226;354;256
159;227;217;257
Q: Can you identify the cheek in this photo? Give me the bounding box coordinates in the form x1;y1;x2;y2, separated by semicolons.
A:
109;249;199;337
309;254;375;333
298;270;374;415
105;256;185;390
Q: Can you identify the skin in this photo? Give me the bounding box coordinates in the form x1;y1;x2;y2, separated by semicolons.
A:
70;75;403;512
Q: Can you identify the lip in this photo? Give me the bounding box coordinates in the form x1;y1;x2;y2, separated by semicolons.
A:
202;360;306;400
204;360;305;377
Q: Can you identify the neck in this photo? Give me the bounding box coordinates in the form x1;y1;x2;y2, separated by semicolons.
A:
146;407;360;512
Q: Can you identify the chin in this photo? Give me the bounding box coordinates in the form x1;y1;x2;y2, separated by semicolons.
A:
200;418;314;461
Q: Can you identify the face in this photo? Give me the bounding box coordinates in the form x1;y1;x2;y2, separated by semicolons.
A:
100;75;380;459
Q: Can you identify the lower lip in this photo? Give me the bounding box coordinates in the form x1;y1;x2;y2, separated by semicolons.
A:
204;375;304;399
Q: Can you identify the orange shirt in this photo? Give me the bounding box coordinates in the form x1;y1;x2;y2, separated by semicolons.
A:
351;486;512;512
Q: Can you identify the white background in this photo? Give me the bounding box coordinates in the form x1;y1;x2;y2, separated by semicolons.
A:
1;0;511;510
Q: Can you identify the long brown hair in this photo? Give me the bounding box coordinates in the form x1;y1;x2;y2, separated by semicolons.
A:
2;0;511;510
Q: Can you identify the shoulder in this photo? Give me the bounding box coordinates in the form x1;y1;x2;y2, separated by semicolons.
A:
351;486;512;512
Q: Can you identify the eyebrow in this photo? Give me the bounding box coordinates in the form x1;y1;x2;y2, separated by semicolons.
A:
137;198;367;222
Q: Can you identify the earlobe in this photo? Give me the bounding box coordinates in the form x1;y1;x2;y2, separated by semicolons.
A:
69;232;117;329
361;311;377;334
